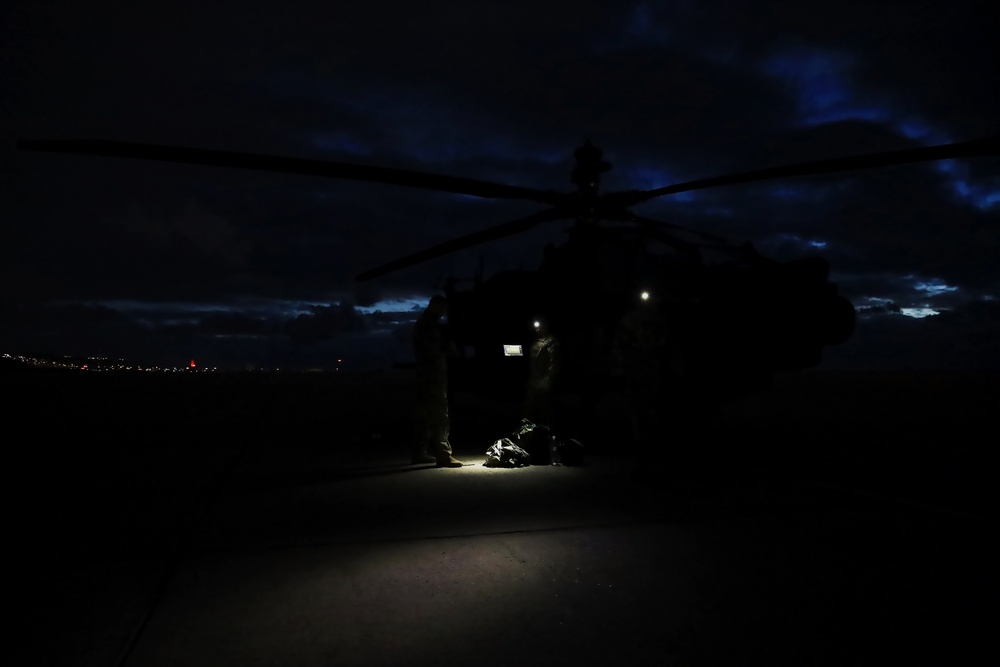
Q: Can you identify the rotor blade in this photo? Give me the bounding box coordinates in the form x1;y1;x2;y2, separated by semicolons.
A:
356;208;569;282
623;136;1000;205
17;139;568;206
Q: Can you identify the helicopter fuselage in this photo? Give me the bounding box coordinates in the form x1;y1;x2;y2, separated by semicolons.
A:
442;225;856;428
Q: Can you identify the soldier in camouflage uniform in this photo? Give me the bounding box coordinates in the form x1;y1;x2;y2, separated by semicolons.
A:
411;295;463;467
524;317;561;429
612;291;683;469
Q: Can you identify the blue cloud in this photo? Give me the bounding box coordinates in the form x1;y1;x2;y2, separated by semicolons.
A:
762;49;889;127
893;117;997;211
355;297;430;315
92;298;317;322
931;161;1000;210
911;278;959;297
761;49;1000;212
625;2;670;46
774;232;828;250
899;307;940;318
957;181;1000;211
897;119;952;145
624;165;696;201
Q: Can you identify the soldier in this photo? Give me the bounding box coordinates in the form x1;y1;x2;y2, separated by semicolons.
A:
524;317;560;429
612;290;683;471
411;295;463;467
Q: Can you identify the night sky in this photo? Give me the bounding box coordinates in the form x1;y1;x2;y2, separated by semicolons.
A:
3;0;998;371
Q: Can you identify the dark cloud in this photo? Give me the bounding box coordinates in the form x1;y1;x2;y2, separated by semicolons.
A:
1;301;149;360
2;0;998;369
285;303;367;344
826;298;1000;371
196;311;278;338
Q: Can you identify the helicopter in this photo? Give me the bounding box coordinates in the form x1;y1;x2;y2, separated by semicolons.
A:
16;135;1000;427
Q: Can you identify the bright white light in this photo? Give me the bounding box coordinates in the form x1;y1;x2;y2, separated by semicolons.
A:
640;291;650;301
533;321;540;328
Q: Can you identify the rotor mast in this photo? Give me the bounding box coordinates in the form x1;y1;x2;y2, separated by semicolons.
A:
571;140;611;224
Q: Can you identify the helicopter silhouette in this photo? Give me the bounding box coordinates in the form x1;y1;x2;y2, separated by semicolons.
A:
16;135;1000;426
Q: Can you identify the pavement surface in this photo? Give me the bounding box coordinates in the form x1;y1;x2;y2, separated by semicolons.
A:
10;369;998;666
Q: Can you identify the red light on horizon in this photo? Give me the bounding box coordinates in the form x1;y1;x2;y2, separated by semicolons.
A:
190;359;196;368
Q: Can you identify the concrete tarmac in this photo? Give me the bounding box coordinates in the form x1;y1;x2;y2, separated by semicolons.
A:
11;370;997;666
19;450;995;667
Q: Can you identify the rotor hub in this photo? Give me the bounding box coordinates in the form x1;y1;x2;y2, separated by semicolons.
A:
571;140;612;197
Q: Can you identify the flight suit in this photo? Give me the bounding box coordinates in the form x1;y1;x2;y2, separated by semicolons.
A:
612;303;683;463
412;307;455;461
525;333;560;428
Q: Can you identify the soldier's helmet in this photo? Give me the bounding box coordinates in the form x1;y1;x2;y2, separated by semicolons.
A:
427;294;447;314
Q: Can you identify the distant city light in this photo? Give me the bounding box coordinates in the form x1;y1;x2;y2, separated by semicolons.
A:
6;351;340;374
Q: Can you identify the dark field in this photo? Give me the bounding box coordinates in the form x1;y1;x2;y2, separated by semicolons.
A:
6;365;998;666
8;366;996;514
